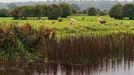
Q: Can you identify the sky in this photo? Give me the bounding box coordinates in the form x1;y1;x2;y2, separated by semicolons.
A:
0;0;133;3
0;0;45;3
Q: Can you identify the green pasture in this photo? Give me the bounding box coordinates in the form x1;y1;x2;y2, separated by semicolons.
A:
0;16;134;36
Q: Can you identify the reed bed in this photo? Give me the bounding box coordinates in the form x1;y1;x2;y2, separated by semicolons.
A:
0;23;55;62
0;23;134;75
40;32;134;65
0;23;134;65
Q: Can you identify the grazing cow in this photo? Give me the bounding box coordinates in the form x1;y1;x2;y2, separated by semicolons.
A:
45;19;49;22
52;21;55;24
82;18;85;20
70;18;76;22
98;18;107;24
69;18;76;25
58;19;63;22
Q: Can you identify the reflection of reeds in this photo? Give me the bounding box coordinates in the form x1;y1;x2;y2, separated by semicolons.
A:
40;33;134;65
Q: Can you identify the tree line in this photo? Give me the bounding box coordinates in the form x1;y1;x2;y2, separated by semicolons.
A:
109;3;134;20
11;3;72;20
0;3;107;20
0;3;133;20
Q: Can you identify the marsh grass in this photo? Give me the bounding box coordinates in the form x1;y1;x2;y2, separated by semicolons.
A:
0;22;134;65
0;23;55;62
39;32;134;64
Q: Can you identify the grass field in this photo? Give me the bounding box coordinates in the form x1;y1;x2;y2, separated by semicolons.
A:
0;16;134;36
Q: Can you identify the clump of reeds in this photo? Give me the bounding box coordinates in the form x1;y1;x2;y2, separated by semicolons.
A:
0;23;56;62
38;25;56;40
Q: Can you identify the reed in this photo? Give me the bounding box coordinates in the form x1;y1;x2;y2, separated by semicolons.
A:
40;32;134;64
0;23;55;62
0;23;134;65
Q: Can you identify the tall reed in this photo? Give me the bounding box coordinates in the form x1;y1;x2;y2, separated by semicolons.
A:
0;23;55;62
40;32;134;64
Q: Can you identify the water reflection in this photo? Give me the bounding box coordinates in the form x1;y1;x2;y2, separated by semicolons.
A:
0;57;134;75
1;33;134;75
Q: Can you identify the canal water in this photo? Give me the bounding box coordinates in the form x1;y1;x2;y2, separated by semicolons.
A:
0;57;134;75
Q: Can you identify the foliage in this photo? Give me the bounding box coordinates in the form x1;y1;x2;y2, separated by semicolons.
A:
82;9;88;14
98;9;108;16
110;3;134;19
11;3;72;20
0;9;9;17
71;4;80;14
59;3;72;18
47;4;62;20
109;3;123;19
7;3;16;9
122;3;134;20
87;7;98;16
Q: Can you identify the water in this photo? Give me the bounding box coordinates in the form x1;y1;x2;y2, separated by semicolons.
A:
1;33;134;75
0;57;134;75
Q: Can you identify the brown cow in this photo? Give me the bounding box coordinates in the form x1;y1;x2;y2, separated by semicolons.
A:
98;18;107;24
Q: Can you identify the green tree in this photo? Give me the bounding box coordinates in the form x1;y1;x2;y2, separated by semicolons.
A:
11;4;71;20
122;3;134;20
59;3;72;18
47;4;62;20
87;7;98;16
0;9;9;17
71;4;80;15
82;9;87;14
11;7;21;19
109;3;123;19
7;3;16;9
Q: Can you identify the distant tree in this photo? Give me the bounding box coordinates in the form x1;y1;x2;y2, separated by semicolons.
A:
122;3;134;20
71;4;80;11
11;7;21;19
47;4;62;20
11;3;71;20
71;4;80;14
109;3;123;19
7;3;16;9
82;9;88;14
33;5;43;19
59;3;72;18
0;9;9;17
98;9;108;16
72;9;77;14
87;7;98;16
39;5;47;17
20;6;29;19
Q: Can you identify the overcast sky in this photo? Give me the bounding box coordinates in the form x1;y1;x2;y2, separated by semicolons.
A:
0;0;45;3
0;0;133;3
